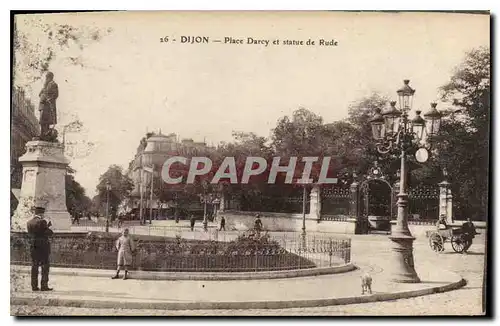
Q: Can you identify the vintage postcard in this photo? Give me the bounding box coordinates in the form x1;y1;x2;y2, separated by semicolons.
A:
10;11;490;316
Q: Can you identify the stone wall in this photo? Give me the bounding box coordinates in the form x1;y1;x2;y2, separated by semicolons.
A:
221;210;486;238
222;210;355;234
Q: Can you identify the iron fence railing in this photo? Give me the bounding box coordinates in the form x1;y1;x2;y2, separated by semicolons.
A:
406;219;437;226
11;231;351;272
320;215;352;222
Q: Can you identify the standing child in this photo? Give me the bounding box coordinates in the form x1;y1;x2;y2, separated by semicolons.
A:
254;214;263;234
112;228;135;280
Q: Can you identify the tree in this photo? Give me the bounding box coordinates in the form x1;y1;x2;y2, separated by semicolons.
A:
430;46;490;220
65;167;91;216
272;108;325;157
13;17;112;89
95;165;133;219
345;94;405;178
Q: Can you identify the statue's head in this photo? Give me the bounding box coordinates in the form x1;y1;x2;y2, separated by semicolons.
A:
46;72;54;81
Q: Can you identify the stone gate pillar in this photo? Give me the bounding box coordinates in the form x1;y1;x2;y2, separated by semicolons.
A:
309;185;321;221
350;181;358;219
439;180;453;224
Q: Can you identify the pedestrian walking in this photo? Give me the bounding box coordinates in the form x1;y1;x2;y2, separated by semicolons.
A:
112;228;135;280
190;215;196;231
26;206;53;291
254;214;263;234
219;215;226;231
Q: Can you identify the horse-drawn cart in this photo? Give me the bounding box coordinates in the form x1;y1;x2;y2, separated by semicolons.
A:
426;227;471;253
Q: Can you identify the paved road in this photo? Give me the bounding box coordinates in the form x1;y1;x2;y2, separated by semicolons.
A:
11;233;486;316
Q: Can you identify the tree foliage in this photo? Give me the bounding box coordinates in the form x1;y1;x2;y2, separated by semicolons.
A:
95;165;133;218
65;166;91;216
13;17;112;88
430;46;490;220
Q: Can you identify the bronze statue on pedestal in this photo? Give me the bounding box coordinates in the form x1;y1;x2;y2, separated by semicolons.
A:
37;72;59;142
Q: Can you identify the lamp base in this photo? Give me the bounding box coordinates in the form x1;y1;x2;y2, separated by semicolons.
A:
388;234;420;283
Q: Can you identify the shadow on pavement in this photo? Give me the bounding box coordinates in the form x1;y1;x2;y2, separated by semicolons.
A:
441;251;484;256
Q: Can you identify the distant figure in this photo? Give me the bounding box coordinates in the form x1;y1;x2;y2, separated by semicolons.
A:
190;215;196;231
112;228;135;280
219;215;226;231
117;215;124;228
254;214;263;233
26;206;54;291
462;218;477;253
38;71;59;140
436;214;448;230
73;212;80;225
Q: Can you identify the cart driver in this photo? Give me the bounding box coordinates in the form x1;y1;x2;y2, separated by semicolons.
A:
436;214;448;230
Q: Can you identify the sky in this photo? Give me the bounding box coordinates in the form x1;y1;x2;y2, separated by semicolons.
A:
14;11;490;197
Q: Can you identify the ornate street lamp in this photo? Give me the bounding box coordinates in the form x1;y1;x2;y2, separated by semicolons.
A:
423;103;443;139
105;181;111;233
370;79;443;283
369;108;385;141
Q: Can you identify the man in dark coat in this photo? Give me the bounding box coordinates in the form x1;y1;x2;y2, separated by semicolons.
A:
219;215;226;231
190;215;196;231
26;207;54;291
462;218;477;253
38;71;59;140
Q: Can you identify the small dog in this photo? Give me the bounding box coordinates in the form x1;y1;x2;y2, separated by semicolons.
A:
361;273;373;295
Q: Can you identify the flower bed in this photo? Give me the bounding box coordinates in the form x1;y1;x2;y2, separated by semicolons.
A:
11;231;318;272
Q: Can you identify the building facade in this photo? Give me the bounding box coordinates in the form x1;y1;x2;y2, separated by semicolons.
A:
11;87;40;213
126;132;215;219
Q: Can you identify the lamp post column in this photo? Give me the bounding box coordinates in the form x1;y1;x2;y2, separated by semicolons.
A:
149;165;154;225
301;185;307;249
203;195;208;232
388;149;420;283
139;171;144;225
105;182;110;233
370;80;444;284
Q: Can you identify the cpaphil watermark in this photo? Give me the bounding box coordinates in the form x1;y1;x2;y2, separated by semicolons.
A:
161;156;338;185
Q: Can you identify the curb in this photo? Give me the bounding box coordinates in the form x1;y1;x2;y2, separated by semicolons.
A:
12;263;356;281
10;277;466;310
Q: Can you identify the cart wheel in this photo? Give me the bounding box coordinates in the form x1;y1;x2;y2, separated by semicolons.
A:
451;235;466;253
429;233;444;253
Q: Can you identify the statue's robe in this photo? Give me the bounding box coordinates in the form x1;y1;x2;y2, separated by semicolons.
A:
39;80;58;126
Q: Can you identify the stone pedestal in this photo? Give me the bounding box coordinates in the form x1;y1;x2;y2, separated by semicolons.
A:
308;185;321;220
439;180;453;224
12;141;71;231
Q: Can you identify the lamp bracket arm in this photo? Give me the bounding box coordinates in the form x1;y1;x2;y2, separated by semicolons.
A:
376;141;392;154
